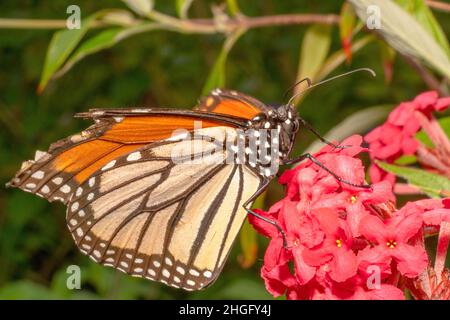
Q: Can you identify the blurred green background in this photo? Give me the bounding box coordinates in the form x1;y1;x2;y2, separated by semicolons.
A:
0;0;449;299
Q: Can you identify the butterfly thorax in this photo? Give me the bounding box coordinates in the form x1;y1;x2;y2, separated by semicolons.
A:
241;104;299;177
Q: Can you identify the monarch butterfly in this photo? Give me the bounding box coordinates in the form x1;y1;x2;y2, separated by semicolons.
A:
7;70;373;291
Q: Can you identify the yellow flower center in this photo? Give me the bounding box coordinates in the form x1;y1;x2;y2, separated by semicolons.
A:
350;195;358;204
386;240;397;249
336;239;343;248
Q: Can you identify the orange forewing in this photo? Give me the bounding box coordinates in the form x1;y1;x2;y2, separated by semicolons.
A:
54;141;145;183
101;115;232;143
196;90;266;120
9;113;238;204
55;115;234;184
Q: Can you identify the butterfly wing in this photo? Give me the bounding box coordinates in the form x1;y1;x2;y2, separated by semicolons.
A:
9;108;266;290
65;126;263;290
8;109;246;204
195;89;269;120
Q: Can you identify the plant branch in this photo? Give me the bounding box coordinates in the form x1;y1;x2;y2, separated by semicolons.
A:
0;13;339;32
0;18;106;29
425;0;450;13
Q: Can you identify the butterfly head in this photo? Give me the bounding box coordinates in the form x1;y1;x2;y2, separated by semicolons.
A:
272;104;299;157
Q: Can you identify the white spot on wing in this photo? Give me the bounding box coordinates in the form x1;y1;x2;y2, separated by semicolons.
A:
189;269;200;277
76;228;83;237
34;150;48;161
162;269;170;278
187;280;196;286
126;152;142;161
52;177;63;185
71;202;79;212
60;185;71;193
31;171;44;179
102;160;116;171
204;270;212;278
176;266;185;275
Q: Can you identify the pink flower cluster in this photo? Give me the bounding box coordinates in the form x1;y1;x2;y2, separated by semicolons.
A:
250;134;450;300
365;91;450;184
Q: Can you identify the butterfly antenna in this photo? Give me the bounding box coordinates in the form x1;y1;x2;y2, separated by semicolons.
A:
283;77;312;101
287;68;376;106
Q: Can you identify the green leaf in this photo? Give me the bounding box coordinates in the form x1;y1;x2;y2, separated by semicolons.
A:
0;281;58;300
38;15;98;92
201;29;245;95
175;0;194;19
298;25;332;83
339;2;356;62
416;116;450;147
122;0;153;16
215;278;272;300
54;23;161;78
394;154;417;165
349;0;450;79
101;9;136;27
378;39;396;83
226;0;241;16
377;161;450;198
340;2;356;39
238;219;258;269
395;0;450;56
305;105;391;153
293;24;332;105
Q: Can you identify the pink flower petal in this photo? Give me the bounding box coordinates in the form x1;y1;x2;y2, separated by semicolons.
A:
292;246;316;285
329;248;358;282
359;215;387;243
247;208;279;238
435;97;450;111
390;213;423;242
261;263;295;297
353;284;405;300
423;209;450;225
393;243;428;277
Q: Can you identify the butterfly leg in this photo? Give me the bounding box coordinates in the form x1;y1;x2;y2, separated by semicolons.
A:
283;153;371;189
298;116;348;149
243;180;288;248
